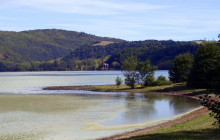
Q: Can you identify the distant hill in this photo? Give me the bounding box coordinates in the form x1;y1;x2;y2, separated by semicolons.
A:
0;29;200;71
63;40;199;70
0;29;123;62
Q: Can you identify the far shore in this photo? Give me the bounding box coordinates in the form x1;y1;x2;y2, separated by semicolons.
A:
44;83;219;139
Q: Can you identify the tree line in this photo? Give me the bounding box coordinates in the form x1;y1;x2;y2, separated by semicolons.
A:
0;39;199;71
168;42;220;126
169;42;220;93
66;40;199;70
0;58;104;71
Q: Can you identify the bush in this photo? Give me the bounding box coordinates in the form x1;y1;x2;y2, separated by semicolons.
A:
154;75;172;86
115;76;123;87
200;95;220;127
144;74;155;87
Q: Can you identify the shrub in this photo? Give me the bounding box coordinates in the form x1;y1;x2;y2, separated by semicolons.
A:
144;74;155;87
200;95;220;127
154;75;172;86
115;76;123;87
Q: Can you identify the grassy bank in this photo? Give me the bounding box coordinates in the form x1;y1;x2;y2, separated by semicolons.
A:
44;83;206;95
127;114;220;140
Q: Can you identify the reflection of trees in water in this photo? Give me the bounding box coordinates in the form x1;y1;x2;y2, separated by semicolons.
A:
168;96;200;114
122;93;157;122
77;93;200;124
122;93;200;122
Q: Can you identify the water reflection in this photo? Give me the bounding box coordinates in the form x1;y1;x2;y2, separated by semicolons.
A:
98;93;200;126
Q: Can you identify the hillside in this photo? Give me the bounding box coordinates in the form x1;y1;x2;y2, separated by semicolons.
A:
63;40;199;70
0;29;123;62
0;29;200;71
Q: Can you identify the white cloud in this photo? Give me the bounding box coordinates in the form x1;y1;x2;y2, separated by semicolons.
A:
1;0;170;15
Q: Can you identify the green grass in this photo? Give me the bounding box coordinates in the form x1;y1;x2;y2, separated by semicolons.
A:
81;84;172;93
126;114;220;140
45;83;207;96
44;84;167;93
75;83;206;94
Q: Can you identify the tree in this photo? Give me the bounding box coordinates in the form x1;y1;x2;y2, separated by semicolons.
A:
122;56;158;88
138;60;157;87
115;76;123;87
188;42;220;91
169;53;194;83
122;56;139;89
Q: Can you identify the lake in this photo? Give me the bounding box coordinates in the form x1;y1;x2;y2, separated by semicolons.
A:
0;70;168;94
0;71;201;140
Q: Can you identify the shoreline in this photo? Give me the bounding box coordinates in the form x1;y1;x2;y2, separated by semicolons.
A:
98;107;208;140
44;84;212;140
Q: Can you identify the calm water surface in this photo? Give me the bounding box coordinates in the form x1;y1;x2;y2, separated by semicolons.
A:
0;71;200;140
0;70;168;94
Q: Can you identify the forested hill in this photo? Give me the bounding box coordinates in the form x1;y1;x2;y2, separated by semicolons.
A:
0;29;123;62
63;40;199;70
0;29;200;71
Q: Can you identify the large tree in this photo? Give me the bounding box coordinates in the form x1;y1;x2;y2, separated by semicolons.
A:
188;42;220;93
169;53;194;83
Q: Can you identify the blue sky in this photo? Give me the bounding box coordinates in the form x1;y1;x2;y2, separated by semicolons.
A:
0;0;219;41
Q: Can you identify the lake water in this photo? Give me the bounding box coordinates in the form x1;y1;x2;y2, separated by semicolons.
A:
0;71;201;140
0;70;168;94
